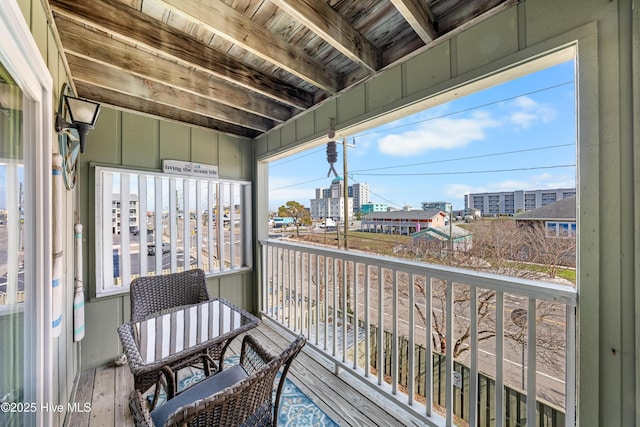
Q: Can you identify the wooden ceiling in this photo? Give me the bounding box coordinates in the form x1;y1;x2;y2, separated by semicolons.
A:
49;0;515;139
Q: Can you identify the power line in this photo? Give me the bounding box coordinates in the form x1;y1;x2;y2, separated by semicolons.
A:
268;81;573;169
350;143;575;173
270;176;327;191
354;164;575;177
351;176;402;208
269;147;324;168
354;81;574;139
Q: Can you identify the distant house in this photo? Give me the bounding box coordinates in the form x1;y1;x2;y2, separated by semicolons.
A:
514;196;576;238
272;217;295;228
411;224;473;253
362;209;446;235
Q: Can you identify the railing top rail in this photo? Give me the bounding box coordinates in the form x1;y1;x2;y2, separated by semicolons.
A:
260;238;577;307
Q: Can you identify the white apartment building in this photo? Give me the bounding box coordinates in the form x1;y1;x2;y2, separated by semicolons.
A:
348;182;369;213
464;188;576;216
310;177;354;221
112;193;140;234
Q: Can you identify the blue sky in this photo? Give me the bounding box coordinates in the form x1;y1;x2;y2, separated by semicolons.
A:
268;60;576;212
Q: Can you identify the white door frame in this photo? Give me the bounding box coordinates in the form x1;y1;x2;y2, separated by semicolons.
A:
0;3;53;426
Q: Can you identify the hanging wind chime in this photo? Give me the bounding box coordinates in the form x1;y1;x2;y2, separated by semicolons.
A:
326;140;338;177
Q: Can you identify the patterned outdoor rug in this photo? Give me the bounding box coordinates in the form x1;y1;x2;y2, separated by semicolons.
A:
149;356;339;426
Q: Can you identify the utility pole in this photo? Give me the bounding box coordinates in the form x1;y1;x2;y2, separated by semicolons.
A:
342;137;348;250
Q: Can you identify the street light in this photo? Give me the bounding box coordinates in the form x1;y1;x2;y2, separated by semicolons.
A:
511;308;527;390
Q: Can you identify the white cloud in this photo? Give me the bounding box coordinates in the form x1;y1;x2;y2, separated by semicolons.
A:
378;111;499;156
506;96;557;129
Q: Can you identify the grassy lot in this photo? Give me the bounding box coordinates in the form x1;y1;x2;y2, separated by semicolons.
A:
290;226;576;284
294;230;412;257
504;261;576;284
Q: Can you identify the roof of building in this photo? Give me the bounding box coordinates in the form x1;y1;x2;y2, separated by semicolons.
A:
411;224;472;241
363;209;444;220
514;196;576;221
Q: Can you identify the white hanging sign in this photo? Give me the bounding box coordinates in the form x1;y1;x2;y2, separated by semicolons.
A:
162;160;219;178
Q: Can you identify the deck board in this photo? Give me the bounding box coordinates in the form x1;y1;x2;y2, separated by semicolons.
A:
89;366;116;427
67;370;94;427
67;320;424;426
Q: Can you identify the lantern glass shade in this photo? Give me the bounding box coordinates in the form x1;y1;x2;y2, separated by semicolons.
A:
65;96;101;127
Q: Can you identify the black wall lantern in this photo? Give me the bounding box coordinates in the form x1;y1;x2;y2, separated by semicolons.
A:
55;91;101;154
55;84;101;190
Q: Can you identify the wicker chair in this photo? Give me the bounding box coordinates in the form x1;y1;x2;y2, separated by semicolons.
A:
127;269;222;401
129;334;307;427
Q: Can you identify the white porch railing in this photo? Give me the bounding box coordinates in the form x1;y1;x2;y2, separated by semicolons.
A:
260;239;577;427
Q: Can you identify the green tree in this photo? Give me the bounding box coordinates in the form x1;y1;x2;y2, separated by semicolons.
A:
278;201;311;236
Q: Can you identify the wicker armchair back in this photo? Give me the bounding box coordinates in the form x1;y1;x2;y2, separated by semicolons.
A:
130;334;307;427
127;269;218;399
130;269;210;322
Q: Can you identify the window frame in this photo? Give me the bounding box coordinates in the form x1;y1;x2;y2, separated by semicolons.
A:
94;165;252;298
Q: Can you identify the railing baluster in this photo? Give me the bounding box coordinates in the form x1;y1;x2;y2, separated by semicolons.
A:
308;253;312;338
392;269;398;395
378;265;383;386
169;179;177;272
342;259;348;363
332;257;338;357
425;275;433;417
295;250;300;332
324;254;329;351
527;298;537;426
364;263;371;378
445;279;453;425
275;247;280;322
182;178;190;271
408;273;415;405
496;291;505;427
565;303;576;427
138;175;148;276
353;262;359;370
6;164;19;304
207;183;214;273
262;241;268;314
120;174;131;286
288;248;293;329
195;180;202;268
315;254;320;346
469;284;478;427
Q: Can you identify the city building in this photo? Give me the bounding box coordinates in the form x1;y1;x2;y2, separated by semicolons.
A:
464;188;576;217
362;209;446;235
348;182;369;213
514;196;577;238
111;193;140;234
360;202;388;214
421;201;452;212
310;176;355;221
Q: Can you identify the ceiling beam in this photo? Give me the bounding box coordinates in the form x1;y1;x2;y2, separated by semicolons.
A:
54;16;292;123
50;0;314;109
66;54;275;133
389;0;438;43
75;81;260;139
270;0;381;73
158;0;341;93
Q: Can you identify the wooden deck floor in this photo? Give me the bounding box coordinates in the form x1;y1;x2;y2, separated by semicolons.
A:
68;320;424;426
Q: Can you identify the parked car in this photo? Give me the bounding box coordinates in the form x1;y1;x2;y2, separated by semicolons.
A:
147;242;170;255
